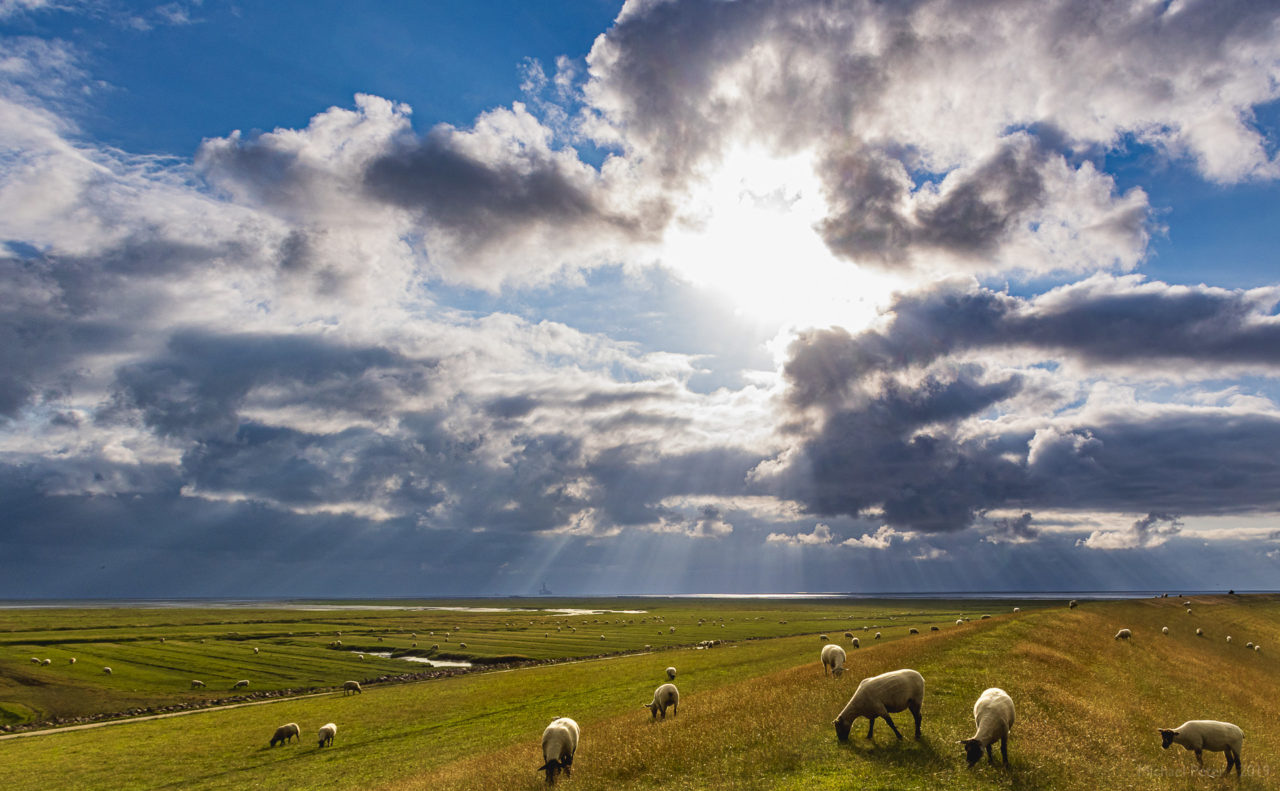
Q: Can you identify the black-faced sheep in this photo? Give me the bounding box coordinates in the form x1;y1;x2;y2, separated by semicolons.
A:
833;668;925;742
850;637;860;648
190;680;205;689
270;722;299;747
233;679;250;689
820;643;846;678
1068;600;1078;609
1114;628;1132;640
960;688;1015;767
665;666;677;680
1158;720;1243;778
538;717;580;785
318;722;337;748
909;628;920;635
645;683;679;719
102;667;112;675
343;680;362;695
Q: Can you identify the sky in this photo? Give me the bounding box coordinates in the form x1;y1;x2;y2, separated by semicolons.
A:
2;0;1280;598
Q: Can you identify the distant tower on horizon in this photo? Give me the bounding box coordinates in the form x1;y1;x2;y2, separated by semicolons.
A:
539;581;552;596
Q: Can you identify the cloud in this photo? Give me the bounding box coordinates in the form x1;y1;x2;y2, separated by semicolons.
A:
841;525;907;550
766;522;835;546
985;512;1039;544
1078;512;1183;550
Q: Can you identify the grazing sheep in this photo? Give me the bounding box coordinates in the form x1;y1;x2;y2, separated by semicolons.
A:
190;680;205;689
821;643;847;678
1187;608;1192;614
645;682;679;719
956;619;964;626
1012;607;1021;613
253;647;259;654
431;644;439;650
930;626;939;632
1162;627;1169;635
68;658;76;665
460;643;468;649
666;666;677;680
233;680;250;689
669;626;676;633
102;667;112;675
820;634;829;642
538;717;580;785
318;722;337;748
844;632;854;639
1158;720;1243;778
343;680;362;695
29;657;39;665
41;658;51;665
1068;600;1078;609
909;628;919;635
1226;636;1232;643
851;637;860;648
1114;628;1132;640
1254;644;1261;652
1196;628;1204;636
270;722;300;747
980;615;991;620
961;688;1015;767
1247;642;1254;649
875;632;882;640
833;668;925;742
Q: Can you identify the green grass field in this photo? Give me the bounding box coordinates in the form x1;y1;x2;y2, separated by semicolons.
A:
1;595;1277;790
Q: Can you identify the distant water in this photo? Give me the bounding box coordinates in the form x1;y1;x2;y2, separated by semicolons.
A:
0;591;1272;608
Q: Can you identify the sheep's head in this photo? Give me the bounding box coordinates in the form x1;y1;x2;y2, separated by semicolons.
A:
645;701;659;718
959;738;984;766
1158;729;1177;749
831;666;844;678
538;757;565;784
834;718;852;742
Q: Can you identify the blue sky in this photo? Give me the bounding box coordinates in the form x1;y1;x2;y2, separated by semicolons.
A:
3;0;1280;597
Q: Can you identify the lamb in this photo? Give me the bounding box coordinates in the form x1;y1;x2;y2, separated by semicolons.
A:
1114;628;1132;640
960;687;1015;767
343;680;362;695
318;722;337;748
190;680;205;688
270;722;300;747
821;643;847;678
833;668;925;742
1158;720;1243;778
666;667;677;680
538;717;580;785
233;679;250;689
645;682;679;719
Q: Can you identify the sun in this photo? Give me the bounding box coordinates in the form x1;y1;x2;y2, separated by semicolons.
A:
660;145;905;335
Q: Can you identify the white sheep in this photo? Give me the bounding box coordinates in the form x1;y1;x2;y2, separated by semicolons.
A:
666;666;677;680
819;634;829;642
1246;642;1254;649
1068;600;1078;609
41;658;51;665
1196;628;1204;636
821;643;846;678
270;722;299;747
318;722;337;748
233;679;250;689
851;637;860;648
29;657;39;664
956;619;964;626
190;680;205;689
1226;636;1232;643
1012;607;1021;613
875;632;882;640
538;717;580;785
343;680;362;695
1158;720;1243;778
1114;628;1132;640
102;667;112;675
253;647;259;654
1254;644;1261;652
645;682;679;719
68;657;76;664
833;668;925;742
980;615;991;620
1161;627;1169;635
960;687;1015;767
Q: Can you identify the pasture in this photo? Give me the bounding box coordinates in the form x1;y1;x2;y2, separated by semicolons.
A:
1;595;1277;790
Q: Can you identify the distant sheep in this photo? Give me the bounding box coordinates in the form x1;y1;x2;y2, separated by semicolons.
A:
1012;607;1021;613
431;644;439;650
318;722;337;748
1114;629;1132;640
1187;608;1192;614
1254;644;1261;652
253;647;259;654
956;619;964;626
909;628;919;635
666;666;677;680
459;643;468;649
539;717;580;785
961;687;1015;767
68;658;76;664
980;615;991;620
343;680;362;695
844;632;854;639
1068;600;1078;609
233;680;250;689
270;722;300;747
819;634;829;642
851;637;860;648
833;668;925;742
875;632;882;640
930;626;939;632
190;680;205;689
1162;627;1169;635
29;657;39;665
1196;628;1204;636
102;667;112;675
1247;642;1254;649
645;682;679;719
41;658;51;666
821;643;847;678
1158;720;1243;778
1226;636;1232;643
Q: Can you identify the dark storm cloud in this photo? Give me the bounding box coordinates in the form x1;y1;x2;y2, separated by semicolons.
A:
110;330;431;439
988;512;1038;542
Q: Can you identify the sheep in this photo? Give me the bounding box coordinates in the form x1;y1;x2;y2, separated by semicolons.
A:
431;644;439;650
1012;607;1021;613
1068;600;1078;609
875;632;882;640
318;722;337;748
1187;608;1192;614
1226;636;1232;643
29;657;39;665
190;680;205;689
930;626;940;632
819;634;829;642
102;667;112;675
980;615;991;620
459;643;468;649
960;687;1015;767
833;668;925;742
956;619;964;626
851;637;860;648
1114;628;1132;640
270;722;300;747
1254;644;1261;652
909;628;920;635
343;680;362;695
1246;642;1254;650
233;680;250;689
645;683;679;719
669;626;676;633
844;632;854;639
821;643;847;678
1196;628;1204;636
666;666;677;680
1158;720;1243;778
1162;627;1169;635
538;717;580;785
68;658;76;665
357;654;365;660
253;647;259;654
41;658;51;666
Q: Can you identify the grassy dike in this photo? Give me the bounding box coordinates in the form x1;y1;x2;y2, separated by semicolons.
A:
1;596;1276;790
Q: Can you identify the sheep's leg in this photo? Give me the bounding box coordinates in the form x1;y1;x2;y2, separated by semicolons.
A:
866;718;876;739
999;735;1009;766
882;714;904;740
1193;749;1203;770
986;744;994;764
908;699;923;739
